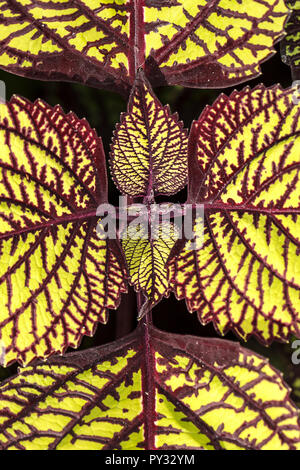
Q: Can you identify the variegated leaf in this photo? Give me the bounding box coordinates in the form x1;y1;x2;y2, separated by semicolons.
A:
0;0;289;94
110;71;188;197
281;1;300;80
0;325;299;450
169;84;300;345
0;95;127;366
121;220;178;313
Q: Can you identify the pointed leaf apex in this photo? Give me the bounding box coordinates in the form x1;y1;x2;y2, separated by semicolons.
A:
110;75;188;197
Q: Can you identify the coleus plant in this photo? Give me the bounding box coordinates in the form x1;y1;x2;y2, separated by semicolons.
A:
0;0;299;451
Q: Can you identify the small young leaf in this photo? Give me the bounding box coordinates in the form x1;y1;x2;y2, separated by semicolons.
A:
281;1;300;80
0;325;299;450
0;96;127;366
169;84;300;344
121;221;178;312
110;71;188;197
0;1;289;94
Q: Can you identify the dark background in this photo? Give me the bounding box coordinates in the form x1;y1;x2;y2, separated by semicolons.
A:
0;43;298;398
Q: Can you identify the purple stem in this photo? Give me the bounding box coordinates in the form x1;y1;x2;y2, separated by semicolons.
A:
138;292;156;449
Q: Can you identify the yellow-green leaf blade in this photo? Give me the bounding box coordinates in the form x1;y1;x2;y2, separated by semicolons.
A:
121;221;178;311
0;0;132;95
0;325;299;450
0;1;289;93
110;71;188;197
170;84;300;344
0;96;127;366
144;0;288;89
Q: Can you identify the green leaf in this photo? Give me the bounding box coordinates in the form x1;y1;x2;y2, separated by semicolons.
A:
0;324;299;450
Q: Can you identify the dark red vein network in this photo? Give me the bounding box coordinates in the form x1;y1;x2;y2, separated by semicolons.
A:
0;95;127;366
0;325;299;450
0;0;289;95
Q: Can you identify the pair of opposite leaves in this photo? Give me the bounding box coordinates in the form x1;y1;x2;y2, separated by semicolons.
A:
0;71;299;367
0;0;290;93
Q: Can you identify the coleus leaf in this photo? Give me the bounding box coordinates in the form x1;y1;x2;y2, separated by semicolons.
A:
168;84;300;345
0;323;299;450
0;95;127;366
121;221;178;315
281;1;300;80
110;70;188;197
0;0;289;95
